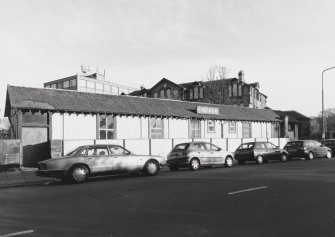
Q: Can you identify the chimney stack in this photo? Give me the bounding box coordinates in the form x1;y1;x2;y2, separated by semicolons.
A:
238;70;245;83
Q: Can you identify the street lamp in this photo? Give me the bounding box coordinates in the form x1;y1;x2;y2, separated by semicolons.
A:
322;66;335;140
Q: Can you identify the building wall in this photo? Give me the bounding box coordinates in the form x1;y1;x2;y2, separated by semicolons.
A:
117;116;142;139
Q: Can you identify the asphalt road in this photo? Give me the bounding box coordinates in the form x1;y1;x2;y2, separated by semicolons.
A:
1;158;335;237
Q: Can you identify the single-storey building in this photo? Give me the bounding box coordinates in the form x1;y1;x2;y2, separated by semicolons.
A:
5;85;286;167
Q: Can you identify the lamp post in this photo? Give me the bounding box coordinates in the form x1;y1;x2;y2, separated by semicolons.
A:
322;67;335;140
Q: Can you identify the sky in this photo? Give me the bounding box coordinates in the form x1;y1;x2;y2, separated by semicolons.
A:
1;0;335;117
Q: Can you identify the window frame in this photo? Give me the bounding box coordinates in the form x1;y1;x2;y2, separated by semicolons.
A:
98;115;116;140
228;121;236;134
242;122;252;138
207;120;215;133
189;119;201;138
149;118;164;139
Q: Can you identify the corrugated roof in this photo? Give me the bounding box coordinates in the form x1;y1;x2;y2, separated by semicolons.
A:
5;86;281;122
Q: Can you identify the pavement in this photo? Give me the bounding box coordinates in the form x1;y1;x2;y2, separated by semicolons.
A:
0;168;55;188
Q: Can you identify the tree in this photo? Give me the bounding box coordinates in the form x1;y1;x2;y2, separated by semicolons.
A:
0;115;10;139
310;108;335;139
201;65;230;104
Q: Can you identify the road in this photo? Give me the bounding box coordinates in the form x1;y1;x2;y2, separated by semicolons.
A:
1;158;335;237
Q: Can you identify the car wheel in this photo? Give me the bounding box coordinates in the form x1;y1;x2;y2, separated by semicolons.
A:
225;156;233;168
307;152;314;160
237;160;245;165
256;155;263;164
169;165;179;171
326;150;332;159
144;160;159;176
69;165;89;183
280;153;288;162
189;158;200;171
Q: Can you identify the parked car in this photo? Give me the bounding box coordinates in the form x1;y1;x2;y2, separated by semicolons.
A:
36;144;166;183
166;142;234;171
321;139;335;157
234;142;288;164
284;140;332;160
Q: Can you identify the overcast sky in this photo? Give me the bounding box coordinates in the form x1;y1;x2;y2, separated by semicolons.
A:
1;0;335;117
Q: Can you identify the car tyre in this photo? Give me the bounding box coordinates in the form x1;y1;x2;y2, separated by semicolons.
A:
143;160;159;176
280;153;288;162
307;152;314;160
190;158;200;171
225;156;233;168
69;164;89;183
326;150;332;159
256;155;263;164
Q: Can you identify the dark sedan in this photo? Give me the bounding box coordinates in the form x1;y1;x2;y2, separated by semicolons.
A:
234;142;288;164
284;140;332;160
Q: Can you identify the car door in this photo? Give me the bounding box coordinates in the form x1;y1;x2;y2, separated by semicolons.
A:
209;143;225;165
265;142;281;160
194;143;211;165
254;142;267;158
109;145;139;172
84;146;113;173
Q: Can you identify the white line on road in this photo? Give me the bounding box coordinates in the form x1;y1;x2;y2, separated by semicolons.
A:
0;230;35;237
228;186;268;195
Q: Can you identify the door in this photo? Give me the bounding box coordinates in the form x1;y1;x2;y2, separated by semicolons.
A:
109;145;139;172
193;143;211;165
265;142;281;160
84;146;113;173
207;143;225;165
22;127;49;167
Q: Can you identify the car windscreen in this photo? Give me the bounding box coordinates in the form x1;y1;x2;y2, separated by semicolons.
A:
65;146;85;156
285;141;303;148
173;143;190;152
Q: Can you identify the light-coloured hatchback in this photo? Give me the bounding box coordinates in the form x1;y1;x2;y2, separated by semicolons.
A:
166;142;234;171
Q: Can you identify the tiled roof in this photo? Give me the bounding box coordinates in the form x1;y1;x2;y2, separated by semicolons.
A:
5;86;281;122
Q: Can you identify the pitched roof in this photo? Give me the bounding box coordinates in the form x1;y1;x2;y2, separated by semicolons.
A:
5;86;281;122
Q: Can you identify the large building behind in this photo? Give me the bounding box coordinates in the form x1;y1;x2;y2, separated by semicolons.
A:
44;66;137;95
130;71;267;109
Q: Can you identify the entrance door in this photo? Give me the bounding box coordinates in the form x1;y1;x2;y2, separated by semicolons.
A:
22;127;49;167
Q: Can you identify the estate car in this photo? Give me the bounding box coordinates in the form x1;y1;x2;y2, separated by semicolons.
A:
166;142;234;171
234;142;288;164
284;140;332;160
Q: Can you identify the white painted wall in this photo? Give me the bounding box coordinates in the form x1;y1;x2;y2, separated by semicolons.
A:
169;118;189;138
141;117;149;139
252;123;262;138
117;116;141;139
52;113;63;140
64;114;96;140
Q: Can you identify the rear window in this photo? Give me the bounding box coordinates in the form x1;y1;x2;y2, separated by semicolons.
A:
323;140;335;146
237;143;254;150
173;143;190;152
285;141;303;147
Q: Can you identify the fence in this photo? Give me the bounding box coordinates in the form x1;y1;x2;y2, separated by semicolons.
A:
0;140;22;166
53;137;291;159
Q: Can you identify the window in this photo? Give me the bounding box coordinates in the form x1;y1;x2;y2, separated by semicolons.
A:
45;85;50;88
70;79;77;87
143;93;147;97
99;115;115;139
228;86;232;97
87;81;95;89
271;123;279;138
266;143;277;150
63;81;69;88
242;122;252;138
194;87;198;99
238;84;242;96
199;87;204;98
255;142;266;149
166;89;171;99
56;82;63;89
153;92;158;98
208;143;221;151
189;89;193;99
233;84;237;96
160;90;164;98
104;85;112;92
240;103;244;107
229;122;236;134
207;120;215;133
237;143;254;150
190;119;201;138
194;143;206;150
149;118;164;139
78;79;86;87
86;146;109;156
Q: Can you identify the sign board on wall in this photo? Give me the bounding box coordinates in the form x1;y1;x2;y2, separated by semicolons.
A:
196;106;219;115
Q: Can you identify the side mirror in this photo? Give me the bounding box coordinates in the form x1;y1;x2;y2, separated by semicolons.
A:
218;148;222;151
276;146;279;149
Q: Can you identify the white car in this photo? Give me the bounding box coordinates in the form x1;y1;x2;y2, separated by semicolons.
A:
167;142;234;171
36;144;166;183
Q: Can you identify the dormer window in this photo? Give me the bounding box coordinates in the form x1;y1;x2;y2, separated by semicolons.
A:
189;89;193;99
